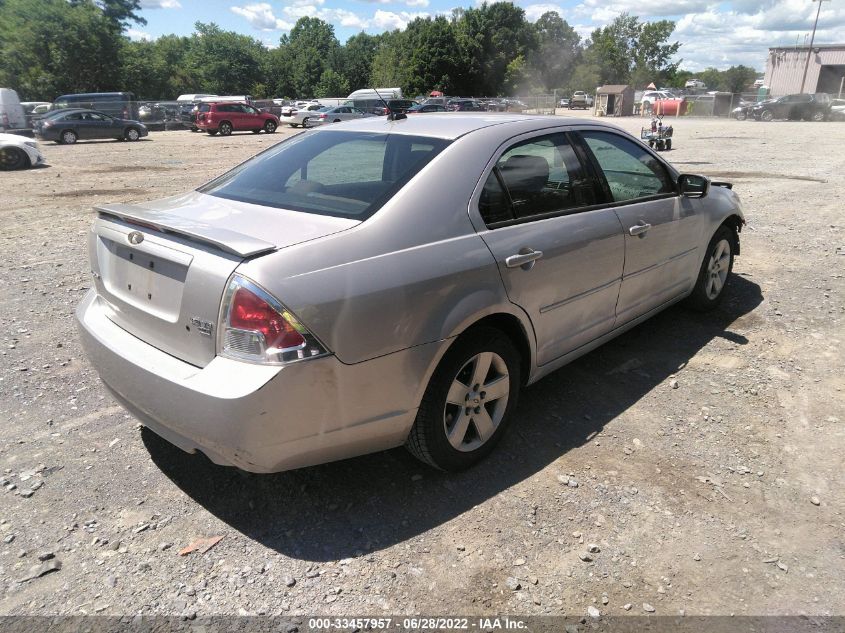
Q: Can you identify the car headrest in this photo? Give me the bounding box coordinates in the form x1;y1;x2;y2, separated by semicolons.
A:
500;154;549;193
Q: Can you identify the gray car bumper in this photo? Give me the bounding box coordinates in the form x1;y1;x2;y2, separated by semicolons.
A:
76;289;432;472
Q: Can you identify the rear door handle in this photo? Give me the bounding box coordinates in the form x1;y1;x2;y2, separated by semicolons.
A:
629;223;652;236
505;249;544;270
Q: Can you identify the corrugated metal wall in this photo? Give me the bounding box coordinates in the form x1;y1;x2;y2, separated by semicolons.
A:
764;47;845;96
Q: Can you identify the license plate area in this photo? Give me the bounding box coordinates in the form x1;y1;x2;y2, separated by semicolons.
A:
98;236;192;323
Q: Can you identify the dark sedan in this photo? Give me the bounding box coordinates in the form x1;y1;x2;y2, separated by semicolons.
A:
34;108;148;144
406;103;447;114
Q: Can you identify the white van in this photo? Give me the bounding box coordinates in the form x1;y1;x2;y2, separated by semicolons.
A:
176;94;218;102
345;88;402;114
0;88;27;131
195;95;253;104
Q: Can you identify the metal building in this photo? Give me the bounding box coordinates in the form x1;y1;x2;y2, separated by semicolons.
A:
764;44;845;96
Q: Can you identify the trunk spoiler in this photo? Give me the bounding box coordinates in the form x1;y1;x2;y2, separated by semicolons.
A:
95;203;276;258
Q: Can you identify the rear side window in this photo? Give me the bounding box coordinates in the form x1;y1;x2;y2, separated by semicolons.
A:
479;133;598;225
199;104;211;112
581;130;674;202
200;131;450;219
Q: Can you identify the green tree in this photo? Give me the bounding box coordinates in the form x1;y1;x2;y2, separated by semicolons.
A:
314;69;349;98
584;13;679;88
282;17;341;97
185;22;266;95
528;11;581;92
369;31;409;89
341;33;380;92
403;16;460;95
721;65;758;93
0;0;124;99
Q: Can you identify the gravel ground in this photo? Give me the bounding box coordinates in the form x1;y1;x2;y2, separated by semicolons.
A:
0;116;843;620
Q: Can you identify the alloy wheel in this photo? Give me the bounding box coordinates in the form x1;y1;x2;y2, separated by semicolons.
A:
705;239;731;300
443;352;510;452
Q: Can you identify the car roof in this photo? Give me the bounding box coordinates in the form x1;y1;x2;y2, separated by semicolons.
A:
316;113;623;140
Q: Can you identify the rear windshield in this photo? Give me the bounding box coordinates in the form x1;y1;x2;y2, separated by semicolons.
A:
199;130;451;219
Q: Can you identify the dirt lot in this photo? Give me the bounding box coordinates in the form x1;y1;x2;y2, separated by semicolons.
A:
0;116;843;621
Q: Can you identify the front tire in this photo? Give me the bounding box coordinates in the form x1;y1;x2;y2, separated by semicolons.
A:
760;110;773;122
61;130;77;145
686;226;736;311
811;110;825;122
406;327;521;471
264;120;277;133
0;146;29;171
735;111;747;121
125;128;140;141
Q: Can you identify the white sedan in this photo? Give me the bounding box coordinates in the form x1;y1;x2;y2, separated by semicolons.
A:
0;133;45;170
283;104;328;128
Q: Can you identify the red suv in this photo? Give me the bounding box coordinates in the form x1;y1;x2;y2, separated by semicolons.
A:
195;102;279;136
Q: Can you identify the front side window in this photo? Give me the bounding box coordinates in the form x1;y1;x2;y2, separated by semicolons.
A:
200;131;450;219
581;131;674;202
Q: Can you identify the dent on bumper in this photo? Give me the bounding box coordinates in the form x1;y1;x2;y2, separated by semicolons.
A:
76;290;436;472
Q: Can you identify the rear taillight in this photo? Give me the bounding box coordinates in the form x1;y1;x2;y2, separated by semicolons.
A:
218;275;328;365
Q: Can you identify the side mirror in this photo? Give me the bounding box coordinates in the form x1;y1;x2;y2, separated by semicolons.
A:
679;174;709;198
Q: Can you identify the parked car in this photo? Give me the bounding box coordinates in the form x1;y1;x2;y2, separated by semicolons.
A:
830;98;845;121
640;91;675;112
52;92;139;121
283;104;326;128
448;100;486;112
195;102;280;136
685;79;707;90
0;88;27;131
569;91;589;109
21;101;51;128
558;98;570;108
406;103;447;114
305;105;375;127
751;93;831;121
732;99;768;121
34;109;148;144
76;114;744;474
0;133;45;170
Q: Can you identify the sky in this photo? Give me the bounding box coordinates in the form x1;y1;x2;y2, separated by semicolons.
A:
130;0;845;72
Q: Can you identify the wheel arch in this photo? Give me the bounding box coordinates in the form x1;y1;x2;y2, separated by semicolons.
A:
720;213;744;256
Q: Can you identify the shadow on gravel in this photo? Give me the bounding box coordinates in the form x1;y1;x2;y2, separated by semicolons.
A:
144;275;763;562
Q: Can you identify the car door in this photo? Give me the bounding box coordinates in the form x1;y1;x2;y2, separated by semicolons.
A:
577;129;701;325
471;130;626;366
86;112;114;138
241;104;260;129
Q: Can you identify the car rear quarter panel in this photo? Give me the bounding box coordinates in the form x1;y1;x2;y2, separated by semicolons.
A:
234;124;539;367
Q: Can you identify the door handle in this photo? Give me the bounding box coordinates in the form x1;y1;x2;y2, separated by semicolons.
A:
505;249;544;270
629;223;652;236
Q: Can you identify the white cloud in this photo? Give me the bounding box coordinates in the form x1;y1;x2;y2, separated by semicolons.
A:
523;3;562;21
139;0;181;8
371;9;429;30
231;3;293;31
406;0;430;7
126;28;153;41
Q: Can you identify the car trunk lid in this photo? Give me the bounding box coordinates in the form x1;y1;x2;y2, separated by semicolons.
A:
90;192;358;367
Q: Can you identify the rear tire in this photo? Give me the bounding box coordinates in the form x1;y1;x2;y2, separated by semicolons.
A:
811;110;825;122
665;139;672;150
686;225;736;311
302;117;311;128
734;111;747;121
218;121;232;136
406;327;522;471
0;146;29;171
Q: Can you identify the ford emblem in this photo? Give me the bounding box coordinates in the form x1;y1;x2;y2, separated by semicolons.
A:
128;231;144;245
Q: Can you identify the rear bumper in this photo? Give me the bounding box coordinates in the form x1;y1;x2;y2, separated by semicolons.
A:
76;290;432;473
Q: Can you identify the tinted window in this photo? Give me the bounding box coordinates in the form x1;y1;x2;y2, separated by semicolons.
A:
199;103;211;112
486;133;596;222
200;131;450;219
581;131;674;202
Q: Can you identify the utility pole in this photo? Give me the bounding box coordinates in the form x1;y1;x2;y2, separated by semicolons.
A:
799;0;830;93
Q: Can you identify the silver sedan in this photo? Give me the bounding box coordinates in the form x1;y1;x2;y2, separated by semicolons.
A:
77;114;745;473
304;105;375;127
